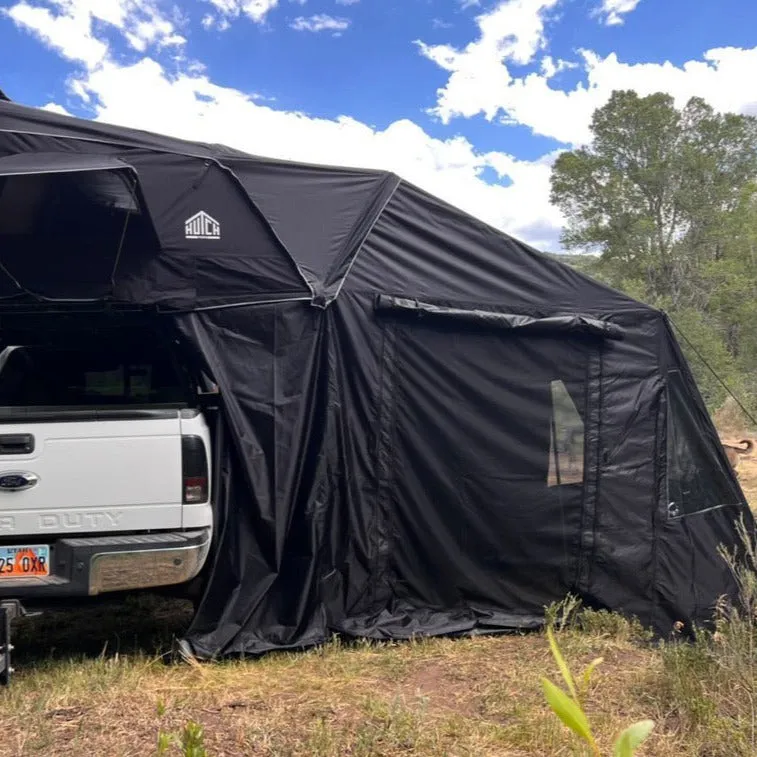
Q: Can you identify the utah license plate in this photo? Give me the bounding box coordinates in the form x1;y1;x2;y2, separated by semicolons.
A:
0;545;50;578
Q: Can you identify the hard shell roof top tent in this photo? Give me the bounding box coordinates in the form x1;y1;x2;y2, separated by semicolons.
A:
0;96;752;658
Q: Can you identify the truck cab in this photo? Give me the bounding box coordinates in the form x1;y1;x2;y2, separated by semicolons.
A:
0;318;214;603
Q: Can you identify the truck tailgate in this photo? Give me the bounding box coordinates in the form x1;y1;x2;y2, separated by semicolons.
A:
0;414;183;536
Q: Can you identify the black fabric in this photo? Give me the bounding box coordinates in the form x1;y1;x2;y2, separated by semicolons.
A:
0;99;753;657
228;159;399;303
374;294;625;339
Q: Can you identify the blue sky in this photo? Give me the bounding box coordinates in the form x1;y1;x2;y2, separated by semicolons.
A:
2;0;757;251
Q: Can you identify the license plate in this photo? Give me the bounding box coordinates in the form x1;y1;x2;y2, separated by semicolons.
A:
0;545;50;578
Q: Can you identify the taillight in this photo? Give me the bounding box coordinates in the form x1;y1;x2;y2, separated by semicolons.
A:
182;435;208;504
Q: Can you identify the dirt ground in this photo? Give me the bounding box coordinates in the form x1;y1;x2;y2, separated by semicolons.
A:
0;599;691;756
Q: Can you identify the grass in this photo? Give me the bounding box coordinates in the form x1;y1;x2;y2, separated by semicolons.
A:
0;599;654;756
0;588;750;757
1;442;756;754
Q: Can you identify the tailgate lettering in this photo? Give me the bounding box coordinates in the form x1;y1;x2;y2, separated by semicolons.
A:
39;511;124;529
0;516;14;532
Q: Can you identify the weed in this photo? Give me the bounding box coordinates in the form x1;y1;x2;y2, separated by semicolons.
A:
542;626;654;756
155;703;208;757
577;608;653;643
651;516;757;755
544;593;583;631
545;594;652;643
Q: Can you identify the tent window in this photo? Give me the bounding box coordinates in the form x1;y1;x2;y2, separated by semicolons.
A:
666;370;742;517
548;380;584;486
0;171;138;236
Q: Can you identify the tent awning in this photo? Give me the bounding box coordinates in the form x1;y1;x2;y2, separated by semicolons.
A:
375;294;625;339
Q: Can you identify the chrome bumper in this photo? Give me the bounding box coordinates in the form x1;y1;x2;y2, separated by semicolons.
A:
0;529;212;598
88;533;211;595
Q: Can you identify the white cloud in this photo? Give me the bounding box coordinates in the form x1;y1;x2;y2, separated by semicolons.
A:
125;18;184;52
201;0;279;24
59;56;561;248
335;0;359;5
432;18;453;30
3;1;108;68
417;0;562;128
2;0;185;69
41;101;72;115
201;12;232;31
419;0;757;145
290;14;349;33
594;0;641;26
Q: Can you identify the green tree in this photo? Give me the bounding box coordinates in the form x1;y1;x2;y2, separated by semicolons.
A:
550;91;757;310
550;91;757;414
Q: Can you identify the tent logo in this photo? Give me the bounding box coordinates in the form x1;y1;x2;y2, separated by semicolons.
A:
185;211;221;240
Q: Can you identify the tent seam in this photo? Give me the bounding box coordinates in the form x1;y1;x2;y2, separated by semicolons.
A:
158;295;312;315
213;158;316;301
0;126;220;161
326;174;402;305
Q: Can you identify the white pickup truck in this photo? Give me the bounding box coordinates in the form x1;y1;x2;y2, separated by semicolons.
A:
0;325;213;606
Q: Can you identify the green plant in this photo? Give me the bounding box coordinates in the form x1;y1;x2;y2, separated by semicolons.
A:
180;721;207;757
542;626;654;756
544;593;583;631
577;608;653;643
156;720;208;757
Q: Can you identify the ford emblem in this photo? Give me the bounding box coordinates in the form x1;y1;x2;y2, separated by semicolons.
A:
0;472;39;491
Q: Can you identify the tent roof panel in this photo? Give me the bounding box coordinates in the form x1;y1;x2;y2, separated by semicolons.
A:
0;99;646;313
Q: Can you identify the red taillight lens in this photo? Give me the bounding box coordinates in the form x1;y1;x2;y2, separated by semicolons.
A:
184;476;208;504
182;436;209;504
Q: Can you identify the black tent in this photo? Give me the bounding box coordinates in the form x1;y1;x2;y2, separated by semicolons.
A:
0;99;753;657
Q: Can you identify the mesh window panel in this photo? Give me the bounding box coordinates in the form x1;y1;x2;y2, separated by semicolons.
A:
667;369;742;517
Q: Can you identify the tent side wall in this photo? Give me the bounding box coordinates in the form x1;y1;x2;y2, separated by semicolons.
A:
175;302;335;656
336;182;752;638
325;289;604;637
651;317;752;632
578;309;665;630
333;184;671;637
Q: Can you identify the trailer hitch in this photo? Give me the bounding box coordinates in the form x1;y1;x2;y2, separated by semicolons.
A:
0;599;39;686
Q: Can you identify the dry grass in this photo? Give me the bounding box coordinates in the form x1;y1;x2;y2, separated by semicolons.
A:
713;399;757;510
713;397;752;436
0;592;752;756
0;598;665;756
736;454;757;509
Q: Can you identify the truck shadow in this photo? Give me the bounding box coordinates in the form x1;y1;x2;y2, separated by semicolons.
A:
10;594;194;665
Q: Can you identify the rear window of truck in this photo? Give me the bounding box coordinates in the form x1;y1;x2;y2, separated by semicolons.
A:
0;341;190;407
